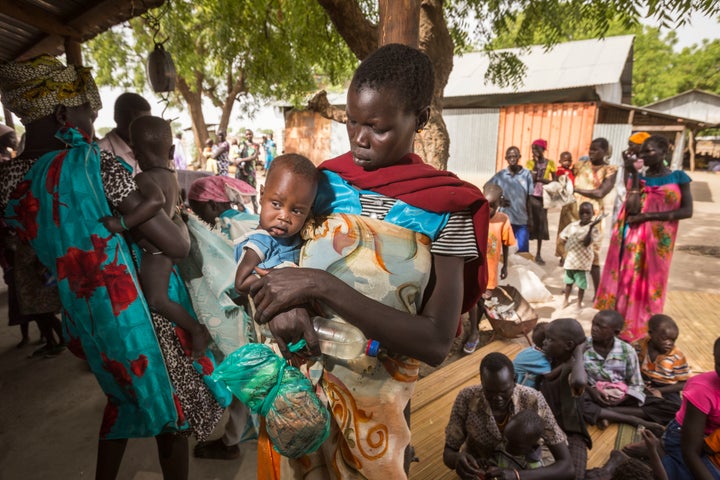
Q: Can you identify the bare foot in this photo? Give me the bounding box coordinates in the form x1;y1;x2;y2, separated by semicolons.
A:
562;299;570;308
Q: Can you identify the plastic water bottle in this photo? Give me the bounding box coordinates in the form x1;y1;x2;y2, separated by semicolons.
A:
313;316;380;360
257;316;380;360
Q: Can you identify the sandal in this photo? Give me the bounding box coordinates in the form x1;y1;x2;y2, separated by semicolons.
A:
463;339;480;354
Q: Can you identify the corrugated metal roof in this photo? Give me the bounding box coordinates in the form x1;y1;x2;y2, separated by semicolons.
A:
445;35;635;98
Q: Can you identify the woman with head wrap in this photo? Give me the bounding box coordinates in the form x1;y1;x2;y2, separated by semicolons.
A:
184;174;260;460
525;138;557;265
0;55;229;479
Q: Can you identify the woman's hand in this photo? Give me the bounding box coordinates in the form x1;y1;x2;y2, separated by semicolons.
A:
625;213;647;224
249;267;325;324
266;307;321;362
587;385;611;406
455;451;484;480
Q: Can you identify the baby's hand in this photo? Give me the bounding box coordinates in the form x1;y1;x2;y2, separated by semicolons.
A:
100;216;125;233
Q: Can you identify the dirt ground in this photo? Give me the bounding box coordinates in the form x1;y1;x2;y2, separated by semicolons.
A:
1;171;718;480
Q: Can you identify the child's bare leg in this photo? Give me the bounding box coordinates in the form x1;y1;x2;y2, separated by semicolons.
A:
563;284;572;308
119;192;190;259
577;288;585;308
140;253;209;358
598;407;664;436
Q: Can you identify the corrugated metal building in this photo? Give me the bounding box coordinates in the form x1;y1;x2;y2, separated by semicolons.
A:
283;35;711;174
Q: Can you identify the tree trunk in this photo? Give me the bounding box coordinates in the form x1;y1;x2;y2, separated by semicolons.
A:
415;0;454;170
176;74;209;168
314;0;454;170
217;70;245;135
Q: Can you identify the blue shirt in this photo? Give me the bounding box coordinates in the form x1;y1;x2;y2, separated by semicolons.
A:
487;168;534;225
513;346;552;389
233;229;302;269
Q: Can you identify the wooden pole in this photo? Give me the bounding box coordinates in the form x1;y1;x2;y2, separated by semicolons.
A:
378;0;420;47
64;38;83;66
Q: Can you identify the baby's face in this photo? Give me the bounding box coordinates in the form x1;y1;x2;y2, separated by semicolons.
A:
503;423;540;457
259;167;316;238
560;154;572;169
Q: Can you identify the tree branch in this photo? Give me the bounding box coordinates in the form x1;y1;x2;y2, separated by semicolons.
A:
317;0;378;59
307;90;346;123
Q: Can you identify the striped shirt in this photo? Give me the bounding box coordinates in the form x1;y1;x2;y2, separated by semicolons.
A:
358;192;478;259
633;337;690;385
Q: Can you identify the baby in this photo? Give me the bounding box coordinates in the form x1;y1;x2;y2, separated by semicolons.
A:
102;115;209;358
487;409;545;474
234;153;319;294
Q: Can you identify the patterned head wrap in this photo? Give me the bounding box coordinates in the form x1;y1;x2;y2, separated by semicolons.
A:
531;138;548;150
628;132;651;145
0;55;102;124
188;176;257;203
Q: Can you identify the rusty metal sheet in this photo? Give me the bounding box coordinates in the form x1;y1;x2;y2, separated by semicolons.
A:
496;102;598;171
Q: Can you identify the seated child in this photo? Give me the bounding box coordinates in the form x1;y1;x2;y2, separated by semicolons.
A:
559;201;601;308
625;314;691;432
489;409;545;471
234;153;319;294
513;322;551;389
464;183;515;354
633;314;689;406
582;310;664;435
101;115;209;358
540;317;590;479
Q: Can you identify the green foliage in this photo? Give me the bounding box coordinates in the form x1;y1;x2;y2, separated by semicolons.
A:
445;1;720;97
84;0;357;120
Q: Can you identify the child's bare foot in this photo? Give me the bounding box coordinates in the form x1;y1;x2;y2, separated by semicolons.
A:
597;418;610;430
190;324;211;359
562;299;570;308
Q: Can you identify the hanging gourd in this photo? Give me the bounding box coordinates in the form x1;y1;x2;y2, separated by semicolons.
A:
146;43;176;93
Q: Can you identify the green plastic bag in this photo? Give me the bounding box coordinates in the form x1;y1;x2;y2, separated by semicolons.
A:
211;343;330;458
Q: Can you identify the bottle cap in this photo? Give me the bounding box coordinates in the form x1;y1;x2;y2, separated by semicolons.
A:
365;339;380;357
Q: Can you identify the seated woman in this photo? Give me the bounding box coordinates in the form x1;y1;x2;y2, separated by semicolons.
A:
443;352;573;480
661;336;720;479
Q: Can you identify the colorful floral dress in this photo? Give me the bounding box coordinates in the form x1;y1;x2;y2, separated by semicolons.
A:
3;127;230;439
594;171;691;342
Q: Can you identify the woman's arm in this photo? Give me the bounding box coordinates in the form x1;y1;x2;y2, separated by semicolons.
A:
495;443;572;480
573;172;618;199
627;182;693;224
680;401;715;480
250;253;464;366
655;381;686;394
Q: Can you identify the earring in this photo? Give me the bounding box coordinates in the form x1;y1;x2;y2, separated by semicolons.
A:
416;127;423;133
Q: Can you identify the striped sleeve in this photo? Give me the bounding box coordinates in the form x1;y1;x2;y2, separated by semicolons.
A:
431;209;478;259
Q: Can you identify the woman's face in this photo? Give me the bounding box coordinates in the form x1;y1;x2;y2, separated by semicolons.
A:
531;144;545;160
588;142;607;165
345;86;421;171
640;140;667;170
481;366;515;413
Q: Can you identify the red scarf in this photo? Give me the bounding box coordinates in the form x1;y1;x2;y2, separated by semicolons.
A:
319;152;489;313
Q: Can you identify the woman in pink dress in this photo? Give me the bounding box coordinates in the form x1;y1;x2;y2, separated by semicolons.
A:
595;135;693;342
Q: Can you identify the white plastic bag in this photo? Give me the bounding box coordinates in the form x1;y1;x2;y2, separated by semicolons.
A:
543;175;575;209
505;255;553;303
